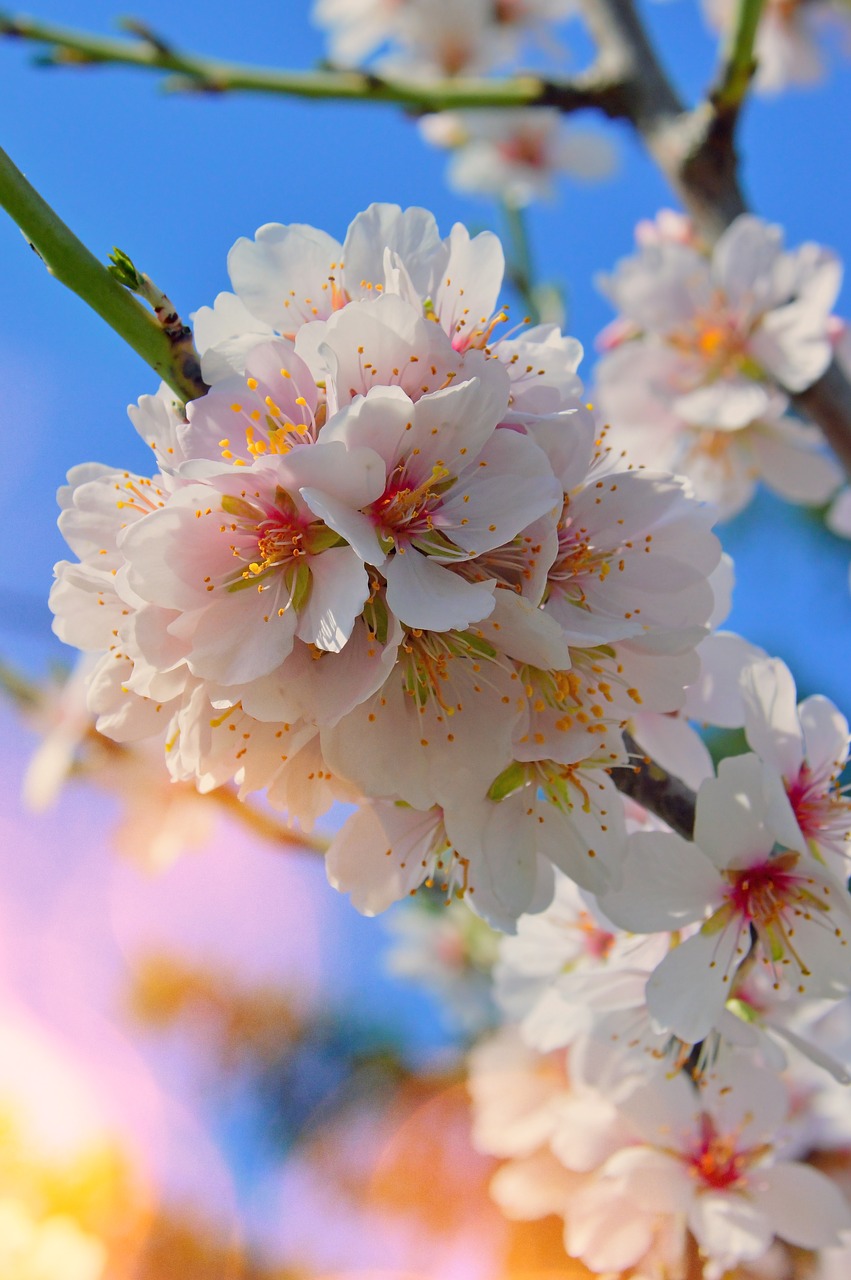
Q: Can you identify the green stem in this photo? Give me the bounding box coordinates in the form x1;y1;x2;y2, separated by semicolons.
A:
0;11;623;112
0;143;205;401
500;200;540;326
712;0;766;112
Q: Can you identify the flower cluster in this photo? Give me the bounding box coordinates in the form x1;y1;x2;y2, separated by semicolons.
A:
466;651;851;1277
312;0;576;76
595;212;843;519
51;203;722;929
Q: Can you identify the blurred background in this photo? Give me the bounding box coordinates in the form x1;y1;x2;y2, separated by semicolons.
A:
1;2;850;1275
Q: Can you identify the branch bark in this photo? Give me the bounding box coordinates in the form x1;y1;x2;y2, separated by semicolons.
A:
0;143;206;402
611;735;697;841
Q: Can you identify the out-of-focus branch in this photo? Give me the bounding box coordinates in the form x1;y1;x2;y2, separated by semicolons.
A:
5;5;851;472
711;0;766;113
577;0;748;240
0;143;206;402
611;734;696;840
0;11;630;113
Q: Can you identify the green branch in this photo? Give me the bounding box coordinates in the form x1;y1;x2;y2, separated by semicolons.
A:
0;11;629;114
0;143;206;402
711;0;766;113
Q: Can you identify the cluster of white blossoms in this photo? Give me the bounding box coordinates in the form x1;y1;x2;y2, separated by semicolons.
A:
312;0;576;76
51;202;727;930
44;200;851;1277
594;211;845;520
466;649;851;1277
313;0;614;206
702;0;851;95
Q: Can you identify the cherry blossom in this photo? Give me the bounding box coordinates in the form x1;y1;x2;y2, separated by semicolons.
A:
595;213;843;519
419;108;616;206
741;657;851;872
600;756;851;1045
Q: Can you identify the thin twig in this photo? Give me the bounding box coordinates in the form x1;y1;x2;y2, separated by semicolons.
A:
0;143;206;402
711;0;766;114
0;11;627;112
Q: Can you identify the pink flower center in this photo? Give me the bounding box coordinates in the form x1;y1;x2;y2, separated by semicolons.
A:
497;132;547;170
688;1119;750;1191
725;854;800;927
370;463;449;545
786;762;851;857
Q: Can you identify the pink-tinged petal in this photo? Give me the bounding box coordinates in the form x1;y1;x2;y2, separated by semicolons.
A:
565;1179;657;1273
615;1071;701;1148
752;1163;851;1249
285;439;388;509
240;614;402;728
475;591;571;671
408;368;509;474
684;631;767;727
799;694;850;774
646;927;742;1043
550;1092;625;1173
303;294;466;414
694;755;773;869
760;760;808;855
320;383;421;471
435;223;505;344
299;487;386;566
325;802;436;915
441;795;542;930
382;552;496;631
322;652;521;812
341;202;447;300
741;657;805;779
700;1059;787;1141
752;301;835;391
440;429;561;557
296;546;370;652
490;1152;578;1220
630;712;714;792
227;222;344;330
749;423;842;505
712;215;784;311
168;588;298;685
192;291;275;382
598;831;721;933
674;379;773;429
597;1147;693;1214
687;1191;772;1268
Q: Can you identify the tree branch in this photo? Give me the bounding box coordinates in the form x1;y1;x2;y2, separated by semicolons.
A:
0;143;206;402
711;0;766;114
0;11;627;112
4;4;851;473
611;735;697;841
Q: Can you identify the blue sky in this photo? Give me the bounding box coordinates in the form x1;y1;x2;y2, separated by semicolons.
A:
1;0;851;707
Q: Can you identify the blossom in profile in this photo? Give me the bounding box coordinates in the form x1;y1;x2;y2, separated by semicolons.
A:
420;109;616;206
741;656;851;873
